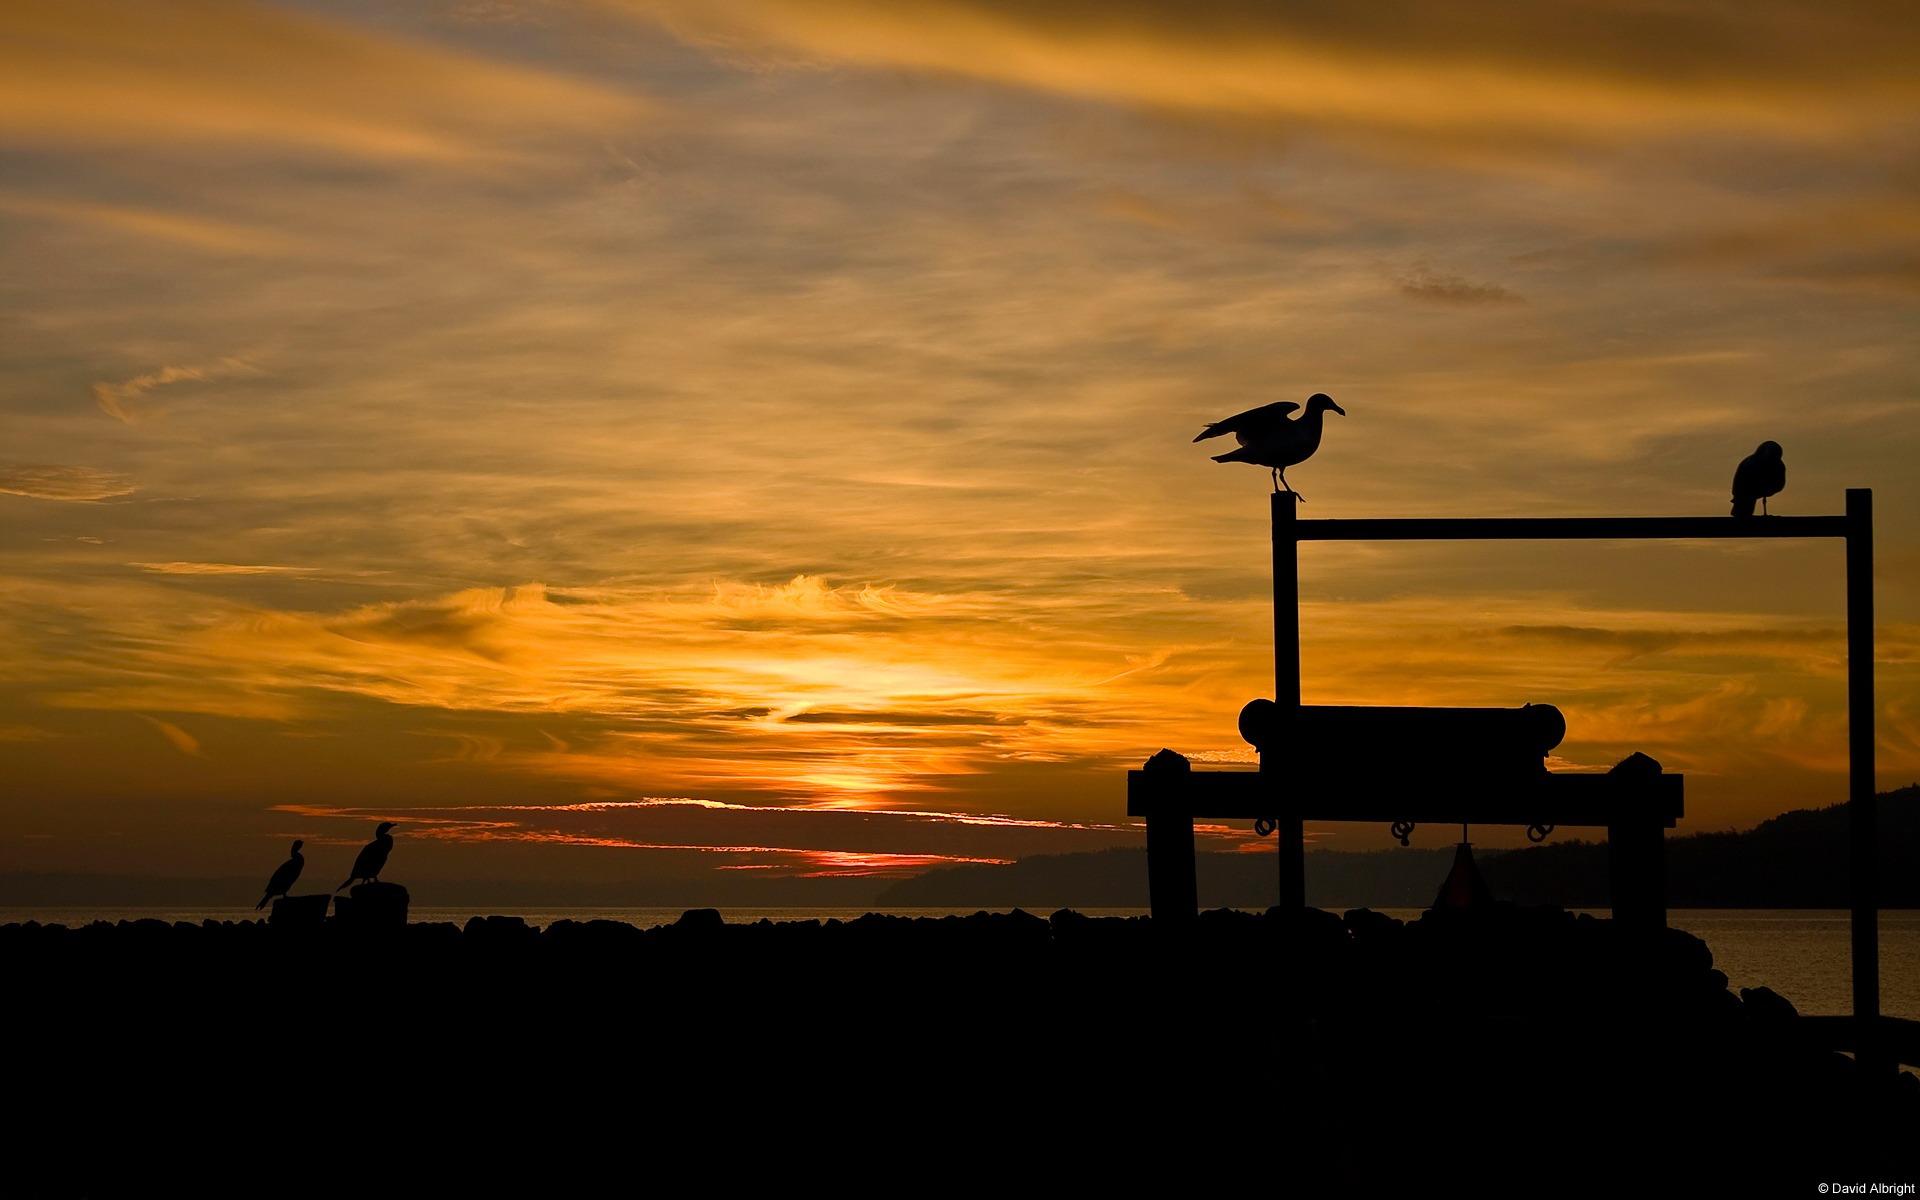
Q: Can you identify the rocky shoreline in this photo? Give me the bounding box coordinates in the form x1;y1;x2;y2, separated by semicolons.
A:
6;901;1915;1187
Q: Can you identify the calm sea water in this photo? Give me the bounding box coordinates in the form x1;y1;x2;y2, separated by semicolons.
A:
5;905;1914;1021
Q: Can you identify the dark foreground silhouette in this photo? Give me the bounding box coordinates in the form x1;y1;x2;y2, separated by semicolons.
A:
4;904;1913;1188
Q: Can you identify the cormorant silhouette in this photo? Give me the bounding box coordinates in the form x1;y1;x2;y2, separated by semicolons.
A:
256;839;304;909
335;822;396;892
1731;440;1785;517
1194;392;1345;498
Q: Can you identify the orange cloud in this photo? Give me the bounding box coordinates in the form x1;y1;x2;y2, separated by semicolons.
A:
0;195;307;258
623;0;1919;152
1;0;643;163
90;357;259;423
138;715;203;758
130;563;324;577
0;465;135;502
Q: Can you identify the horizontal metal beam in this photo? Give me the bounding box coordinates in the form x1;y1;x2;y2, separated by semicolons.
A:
1292;515;1849;542
1127;769;1683;826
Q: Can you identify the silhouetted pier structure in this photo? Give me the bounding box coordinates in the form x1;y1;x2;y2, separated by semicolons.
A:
1131;736;1683;927
1129;488;1889;1080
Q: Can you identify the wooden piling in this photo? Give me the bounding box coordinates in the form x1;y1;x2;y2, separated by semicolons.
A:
1145;808;1198;922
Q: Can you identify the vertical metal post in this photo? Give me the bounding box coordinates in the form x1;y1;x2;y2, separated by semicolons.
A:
1846;488;1884;1078
1272;492;1306;910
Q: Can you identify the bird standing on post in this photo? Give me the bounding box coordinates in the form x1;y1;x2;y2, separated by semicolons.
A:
1731;440;1786;517
1194;392;1345;499
335;821;396;892
256;839;304;909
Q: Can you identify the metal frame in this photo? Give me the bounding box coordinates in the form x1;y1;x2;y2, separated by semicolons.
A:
1131;488;1884;1077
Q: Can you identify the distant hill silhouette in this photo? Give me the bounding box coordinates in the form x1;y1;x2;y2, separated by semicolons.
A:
1484;784;1920;908
876;846;1462;908
879;786;1920;909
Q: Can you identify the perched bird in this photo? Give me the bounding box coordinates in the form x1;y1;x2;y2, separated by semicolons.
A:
256;839;305;910
1731;440;1786;517
1195;392;1346;498
335;821;397;892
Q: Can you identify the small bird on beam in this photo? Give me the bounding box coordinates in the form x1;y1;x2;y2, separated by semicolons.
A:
1731;440;1785;517
1194;392;1345;499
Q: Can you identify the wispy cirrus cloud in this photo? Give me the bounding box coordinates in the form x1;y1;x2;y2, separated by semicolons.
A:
621;0;1920;153
1;0;644;163
0;465;135;502
1397;267;1522;306
129;562;325;577
268;797;1209;877
0;195;307;258
0;725;62;743
137;715;203;758
90;357;260;423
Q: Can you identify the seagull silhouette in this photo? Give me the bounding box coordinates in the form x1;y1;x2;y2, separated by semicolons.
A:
1194;392;1345;498
335;822;396;892
256;839;304;910
1731;440;1785;517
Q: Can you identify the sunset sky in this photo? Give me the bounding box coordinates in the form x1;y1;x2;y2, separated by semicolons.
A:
3;0;1917;889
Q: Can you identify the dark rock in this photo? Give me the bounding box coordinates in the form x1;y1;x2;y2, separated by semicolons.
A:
1740;984;1799;1026
1266;904;1346;938
1656;927;1714;979
463;914;535;946
675;908;724;933
332;881;408;930
269;893;329;929
5;898;1916;1167
407;922;461;951
1342;907;1402;941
